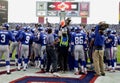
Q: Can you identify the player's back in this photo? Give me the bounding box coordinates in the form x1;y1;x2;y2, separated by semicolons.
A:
12;30;18;37
20;31;34;45
0;30;14;45
112;35;118;47
105;34;114;48
40;32;47;46
73;32;86;45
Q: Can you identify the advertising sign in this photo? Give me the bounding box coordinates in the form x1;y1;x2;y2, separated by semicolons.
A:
38;17;44;24
47;11;58;16
80;2;89;17
47;2;71;11
66;11;79;17
37;11;46;16
81;18;87;24
0;0;8;25
36;2;46;16
47;2;78;11
47;2;79;17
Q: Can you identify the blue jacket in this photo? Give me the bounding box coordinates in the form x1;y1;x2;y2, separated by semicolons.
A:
94;25;105;46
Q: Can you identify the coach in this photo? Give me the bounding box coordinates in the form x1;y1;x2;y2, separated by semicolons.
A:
92;22;108;76
46;28;57;73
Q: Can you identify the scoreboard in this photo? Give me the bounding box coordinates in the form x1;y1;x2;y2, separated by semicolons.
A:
36;2;89;17
36;1;90;24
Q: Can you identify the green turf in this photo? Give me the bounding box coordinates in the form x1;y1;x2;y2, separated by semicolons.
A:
11;50;16;60
117;45;120;63
2;50;16;60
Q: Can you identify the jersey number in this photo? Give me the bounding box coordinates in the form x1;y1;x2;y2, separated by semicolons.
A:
114;37;118;46
43;36;47;44
1;34;6;43
25;36;30;44
75;36;83;45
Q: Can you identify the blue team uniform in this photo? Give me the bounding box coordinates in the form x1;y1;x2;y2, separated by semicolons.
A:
68;31;75;70
104;33;115;70
71;31;87;74
17;30;34;71
0;30;15;74
0;30;15;45
18;31;34;45
39;32;47;46
38;32;47;69
113;35;118;47
112;34;118;68
10;30;19;58
72;32;87;45
11;30;19;41
105;34;114;48
16;30;24;42
89;32;95;45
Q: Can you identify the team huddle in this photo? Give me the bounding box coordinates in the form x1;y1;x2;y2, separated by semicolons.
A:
0;22;119;76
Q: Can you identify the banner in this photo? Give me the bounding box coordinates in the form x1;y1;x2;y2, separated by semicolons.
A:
47;2;71;11
47;2;78;11
36;2;46;16
47;2;79;17
66;11;79;17
81;17;87;24
0;0;8;25
47;11;58;16
38;17;44;24
80;2;89;17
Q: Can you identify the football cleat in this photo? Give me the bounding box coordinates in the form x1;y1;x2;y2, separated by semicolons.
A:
7;72;11;75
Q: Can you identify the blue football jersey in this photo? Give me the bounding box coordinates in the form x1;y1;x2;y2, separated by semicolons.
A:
118;36;120;45
105;34;114;48
72;32;87;45
69;31;75;42
89;32;95;43
39;32;47;46
0;30;15;45
11;30;19;41
53;33;58;41
113;35;118;47
16;30;24;41
18;31;34;45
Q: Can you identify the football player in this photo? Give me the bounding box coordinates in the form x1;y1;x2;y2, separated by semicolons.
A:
0;23;15;74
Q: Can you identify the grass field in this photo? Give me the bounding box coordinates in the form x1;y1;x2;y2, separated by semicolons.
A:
117;45;120;63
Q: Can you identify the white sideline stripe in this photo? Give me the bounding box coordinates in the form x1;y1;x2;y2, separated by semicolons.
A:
0;66;16;72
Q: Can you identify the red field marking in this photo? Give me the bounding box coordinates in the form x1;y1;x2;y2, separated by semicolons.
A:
0;68;16;75
27;82;66;83
79;74;87;80
9;76;28;83
89;76;98;83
